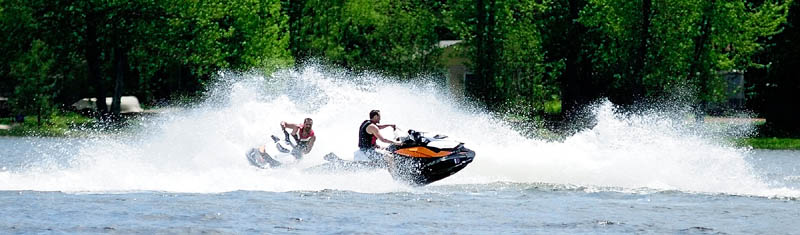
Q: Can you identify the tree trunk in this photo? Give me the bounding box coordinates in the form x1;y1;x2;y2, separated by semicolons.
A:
37;99;41;126
472;0;499;107
687;0;715;118
560;0;590;120
284;0;307;63
111;46;127;118
85;9;107;119
630;0;652;102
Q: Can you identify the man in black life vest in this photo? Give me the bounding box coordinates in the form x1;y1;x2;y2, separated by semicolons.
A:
355;110;401;165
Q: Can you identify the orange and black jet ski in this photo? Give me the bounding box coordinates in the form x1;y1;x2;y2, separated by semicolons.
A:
311;129;475;186
386;129;475;185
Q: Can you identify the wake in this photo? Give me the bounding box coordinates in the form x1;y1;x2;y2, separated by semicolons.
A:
0;66;796;198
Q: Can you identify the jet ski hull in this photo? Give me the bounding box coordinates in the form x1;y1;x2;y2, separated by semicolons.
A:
304;153;384;173
389;147;475;185
246;148;281;169
305;148;475;186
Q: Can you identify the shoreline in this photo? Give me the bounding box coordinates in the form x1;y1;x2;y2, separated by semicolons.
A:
739;138;800;150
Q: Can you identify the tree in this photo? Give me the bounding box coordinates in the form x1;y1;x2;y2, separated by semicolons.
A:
558;0;598;125
472;0;501;105
580;0;790;110
291;0;444;77
8;40;56;125
11;0;291;120
0;0;38;98
750;0;800;135
446;0;559;120
131;0;290;103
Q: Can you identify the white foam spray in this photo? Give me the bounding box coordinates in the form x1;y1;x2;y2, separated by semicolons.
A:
0;65;796;197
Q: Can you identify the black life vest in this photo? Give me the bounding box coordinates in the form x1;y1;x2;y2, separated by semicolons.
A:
358;120;376;149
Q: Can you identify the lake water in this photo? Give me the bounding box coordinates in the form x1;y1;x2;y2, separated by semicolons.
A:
1;68;798;233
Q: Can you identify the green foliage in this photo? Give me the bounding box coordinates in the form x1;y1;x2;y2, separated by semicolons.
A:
739;137;800;149
446;0;559;114
0;0;38;96
160;0;291;76
579;0;791;103
136;0;291;100
498;0;560;114
8;40;56;124
544;99;561;114
0;111;94;136
1;0;796;136
4;0;291;109
292;0;444;77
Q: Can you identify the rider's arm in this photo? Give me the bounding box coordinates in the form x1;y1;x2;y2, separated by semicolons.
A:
368;125;400;145
303;136;315;154
281;121;301;136
375;124;396;130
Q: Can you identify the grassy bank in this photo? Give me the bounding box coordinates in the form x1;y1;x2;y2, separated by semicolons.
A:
738;138;800;150
0;112;94;137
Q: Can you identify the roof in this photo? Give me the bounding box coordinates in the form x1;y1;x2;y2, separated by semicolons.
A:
72;96;144;113
437;40;462;48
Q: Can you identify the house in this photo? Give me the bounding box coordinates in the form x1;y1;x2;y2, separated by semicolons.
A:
723;70;745;109
0;97;8;117
439;40;472;100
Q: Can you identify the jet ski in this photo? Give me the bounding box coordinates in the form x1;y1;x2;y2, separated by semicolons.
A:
245;129;300;169
246;147;282;169
303;153;385;173
309;129;476;186
386;129;475;185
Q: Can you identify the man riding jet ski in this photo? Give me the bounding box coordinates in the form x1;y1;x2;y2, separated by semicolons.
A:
317;129;475;186
248;110;475;186
246;118;316;169
311;110;475;185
